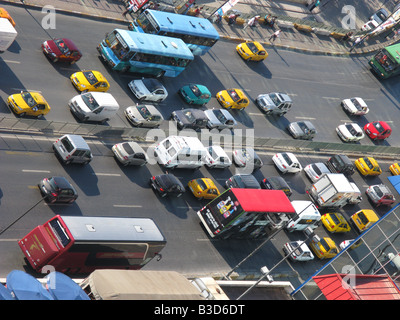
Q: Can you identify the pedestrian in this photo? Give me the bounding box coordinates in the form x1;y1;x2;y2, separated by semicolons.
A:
214;13;222;24
194;6;203;17
228;13;239;25
309;0;320;12
269;29;281;42
244;15;260;30
122;3;135;16
349;36;362;51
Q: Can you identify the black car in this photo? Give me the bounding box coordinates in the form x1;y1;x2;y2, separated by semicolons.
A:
225;174;260;189
38;176;78;203
326;154;355;176
150;174;185;197
171;108;208;131
260;176;292;196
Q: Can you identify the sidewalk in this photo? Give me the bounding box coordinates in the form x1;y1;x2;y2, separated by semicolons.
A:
1;0;398;55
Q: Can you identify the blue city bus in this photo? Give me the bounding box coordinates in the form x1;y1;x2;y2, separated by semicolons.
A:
129;9;220;56
97;29;194;78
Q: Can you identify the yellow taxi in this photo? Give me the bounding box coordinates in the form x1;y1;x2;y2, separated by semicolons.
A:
188;178;220;200
350;209;379;233
354;156;382;176
309;236;339;259
236;41;268;62
390;163;400;175
321;212;351;233
7;91;50;117
70;70;110;93
216;89;249;110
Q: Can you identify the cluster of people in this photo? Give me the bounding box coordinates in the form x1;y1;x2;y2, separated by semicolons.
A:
122;1;159;17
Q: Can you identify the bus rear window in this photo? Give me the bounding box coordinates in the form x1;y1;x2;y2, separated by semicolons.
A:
49;218;71;247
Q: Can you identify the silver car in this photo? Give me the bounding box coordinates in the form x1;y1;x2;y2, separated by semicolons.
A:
233;147;263;172
125;104;164;128
304;162;331;182
128;78;168;102
365;184;395;206
204;109;237;130
112;141;148;166
203;146;232;169
287;121;316;140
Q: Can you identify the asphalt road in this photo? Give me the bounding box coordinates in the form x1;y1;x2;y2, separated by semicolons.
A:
0;4;400;286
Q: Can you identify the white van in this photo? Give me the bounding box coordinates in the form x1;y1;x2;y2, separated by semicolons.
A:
285;200;321;232
69;92;119;123
154;136;207;169
53;134;93;165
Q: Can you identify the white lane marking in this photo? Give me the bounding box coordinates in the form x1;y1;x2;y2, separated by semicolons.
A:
22;169;51;173
92;173;121;176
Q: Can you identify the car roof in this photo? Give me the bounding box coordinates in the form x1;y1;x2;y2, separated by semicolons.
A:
158;174;183;188
232;174;259;188
51;176;74;189
179;108;207;119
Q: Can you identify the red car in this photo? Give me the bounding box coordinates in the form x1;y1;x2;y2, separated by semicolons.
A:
41;38;82;64
364;121;392;140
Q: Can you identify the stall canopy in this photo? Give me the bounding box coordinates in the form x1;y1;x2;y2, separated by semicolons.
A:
388;175;400;195
231;189;295;215
313;274;400;300
0;283;14;300
45;272;90;300
6;270;54;300
80;270;205;300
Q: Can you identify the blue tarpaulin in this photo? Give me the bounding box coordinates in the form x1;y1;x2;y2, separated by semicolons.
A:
6;270;54;300
0;283;14;300
388;175;400;195
45;271;90;300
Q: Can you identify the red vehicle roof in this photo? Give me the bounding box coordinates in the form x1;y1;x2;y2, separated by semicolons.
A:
313;274;400;300
230;189;295;214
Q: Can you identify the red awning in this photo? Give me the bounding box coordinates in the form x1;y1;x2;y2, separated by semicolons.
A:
230;189;295;214
313;274;400;300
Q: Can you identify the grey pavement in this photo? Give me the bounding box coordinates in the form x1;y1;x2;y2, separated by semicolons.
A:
1;0;399;55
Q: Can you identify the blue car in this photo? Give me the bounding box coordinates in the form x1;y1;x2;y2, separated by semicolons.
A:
178;84;211;105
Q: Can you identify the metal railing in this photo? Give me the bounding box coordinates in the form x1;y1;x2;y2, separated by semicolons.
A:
2;117;400;158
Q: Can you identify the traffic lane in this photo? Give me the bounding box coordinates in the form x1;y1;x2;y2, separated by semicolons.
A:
203;41;400;144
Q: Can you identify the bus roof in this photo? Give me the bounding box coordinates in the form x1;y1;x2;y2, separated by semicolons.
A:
59;216;166;243
385;43;400;63
116;29;194;60
145;9;220;40
230;189;296;214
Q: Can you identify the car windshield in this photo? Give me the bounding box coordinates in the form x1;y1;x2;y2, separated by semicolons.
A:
121;143;134;155
214;110;227;123
281;153;293;166
375;50;397;72
142;78;163;93
363;157;375;170
189;84;202;97
350;98;364;111
183;110;195;122
83;71;98;85
136;105;152;120
54;39;70;55
319;238;332;252
312;164;323;175
288;242;303;256
208;147;218;159
196;179;208;191
246;42;259;54
269;93;282;106
297;121;314;133
227;89;240;102
373;186;384;197
373;122;385;133
21;92;39;108
330;213;341;225
81;93;99;111
345;124;362;136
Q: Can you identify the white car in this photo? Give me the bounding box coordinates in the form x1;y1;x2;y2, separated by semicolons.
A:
203;146;232;169
204;109;237;130
283;241;314;261
304;162;330;182
336;122;364;142
361;19;378;31
272;152;302;173
128;78;168;102
341;97;369;116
